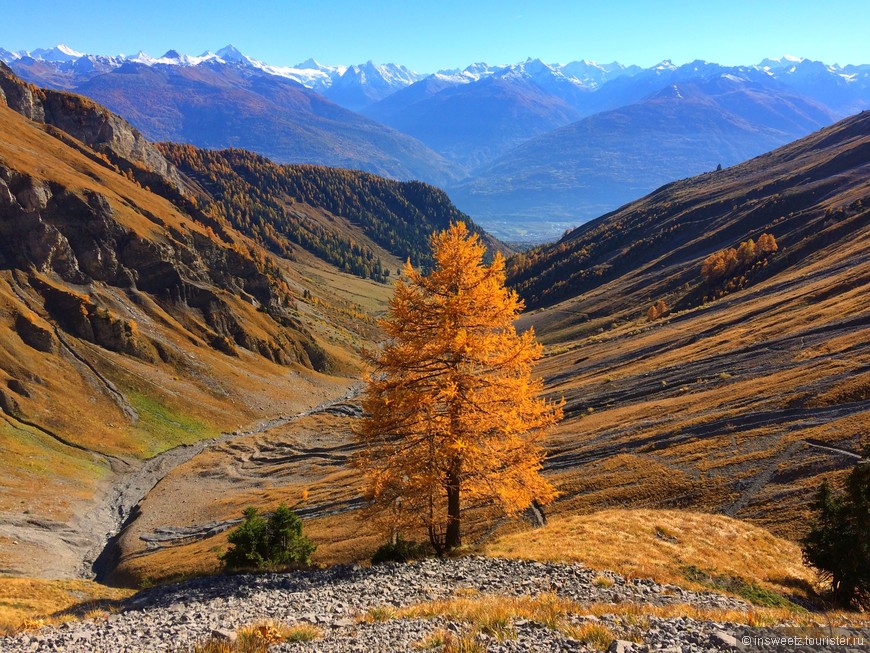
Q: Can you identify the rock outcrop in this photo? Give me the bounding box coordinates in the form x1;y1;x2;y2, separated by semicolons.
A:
0;64;333;370
0;62;184;191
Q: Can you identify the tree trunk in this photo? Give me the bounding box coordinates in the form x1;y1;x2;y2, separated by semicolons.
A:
445;469;461;551
428;524;445;557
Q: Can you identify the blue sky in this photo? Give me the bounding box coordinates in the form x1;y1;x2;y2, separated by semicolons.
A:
1;0;867;71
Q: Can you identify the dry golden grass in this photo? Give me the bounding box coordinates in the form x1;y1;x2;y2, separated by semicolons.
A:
569;601;796;628
0;578;133;636
385;595;575;648
416;628;486;653
282;623;323;643
561;622;619;650
371;592;816;652
189;620;322;652
486;509;815;601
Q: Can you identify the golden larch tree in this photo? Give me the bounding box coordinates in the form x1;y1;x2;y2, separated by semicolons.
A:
756;233;778;256
355;222;561;554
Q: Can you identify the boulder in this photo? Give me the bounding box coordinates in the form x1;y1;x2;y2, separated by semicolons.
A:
210;628;237;643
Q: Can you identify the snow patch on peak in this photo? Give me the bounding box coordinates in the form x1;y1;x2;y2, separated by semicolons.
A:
339;61;423;88
758;55;807;70
30;44;85;62
56;44;84;57
295;58;332;71
216;44;248;62
0;47;20;63
127;51;155;64
520;58;553;75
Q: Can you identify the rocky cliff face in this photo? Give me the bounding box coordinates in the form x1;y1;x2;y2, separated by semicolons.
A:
0;64;332;371
0;163;325;368
0;61;184;191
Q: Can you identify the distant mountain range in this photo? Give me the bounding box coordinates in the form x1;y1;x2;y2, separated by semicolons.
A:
0;44;639;107
451;74;837;239
4;45;868;241
0;45;456;185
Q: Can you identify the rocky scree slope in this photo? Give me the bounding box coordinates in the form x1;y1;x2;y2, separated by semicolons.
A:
7;557;856;653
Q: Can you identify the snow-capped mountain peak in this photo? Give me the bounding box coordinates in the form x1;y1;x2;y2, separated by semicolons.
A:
0;47;20;63
758;55;810;73
29;44;85;62
294;58;329;71
654;59;677;71
215;44;251;64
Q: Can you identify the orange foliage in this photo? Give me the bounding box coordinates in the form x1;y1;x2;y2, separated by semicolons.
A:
756;233;778;255
701;233;777;283
737;238;756;266
355;223;562;553
647;299;668;322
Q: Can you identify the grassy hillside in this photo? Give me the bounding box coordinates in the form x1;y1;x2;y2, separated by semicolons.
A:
0;71;393;579
508;111;868;312
488;510;814;605
504;112;869;539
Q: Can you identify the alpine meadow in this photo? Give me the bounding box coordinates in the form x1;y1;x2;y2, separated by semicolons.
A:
0;3;869;652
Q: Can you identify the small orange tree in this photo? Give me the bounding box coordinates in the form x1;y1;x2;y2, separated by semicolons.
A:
355;223;561;555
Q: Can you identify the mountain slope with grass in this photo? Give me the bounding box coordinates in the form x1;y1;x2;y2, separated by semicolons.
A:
505;111;869;539
0;64;400;580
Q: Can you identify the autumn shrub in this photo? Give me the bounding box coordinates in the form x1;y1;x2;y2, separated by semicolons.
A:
221;504;315;570
646;299;668;321
756;232;778;255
